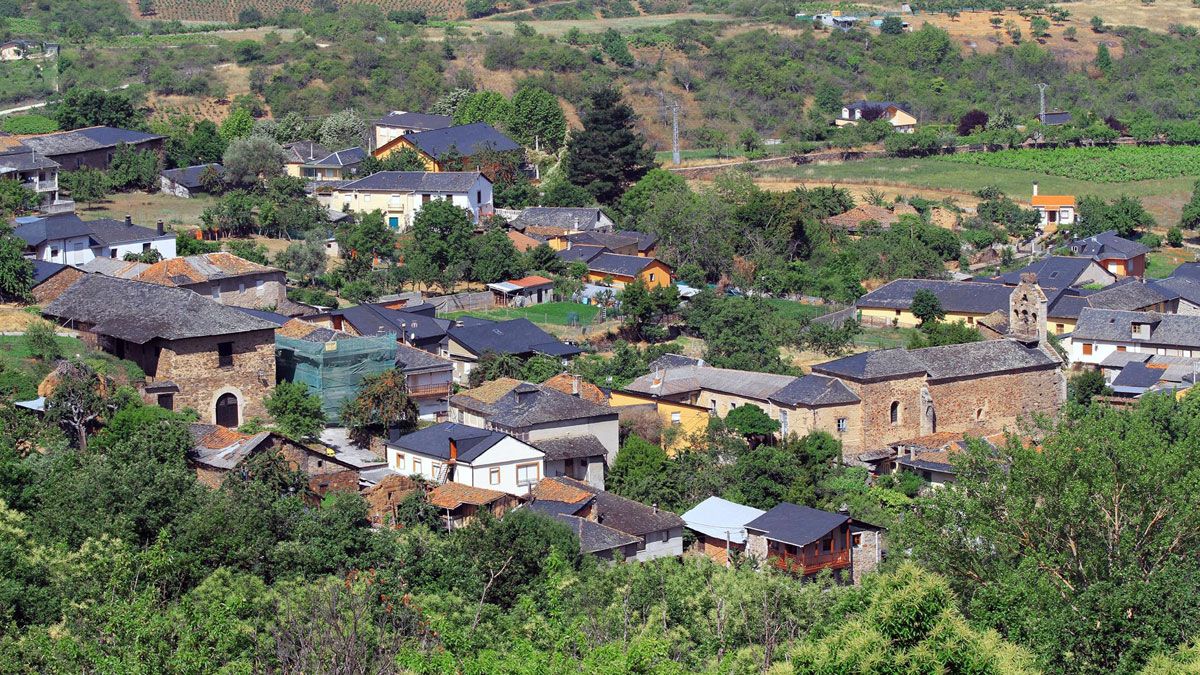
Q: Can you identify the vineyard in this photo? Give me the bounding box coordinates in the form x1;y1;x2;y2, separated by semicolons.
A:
140;0;468;22
944;145;1200;183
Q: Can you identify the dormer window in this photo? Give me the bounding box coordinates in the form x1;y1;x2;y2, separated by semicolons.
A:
1132;323;1151;340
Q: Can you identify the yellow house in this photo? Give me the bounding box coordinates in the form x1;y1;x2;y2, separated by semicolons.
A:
583;253;673;290
835;100;917;133
373;122;522;173
857;278;1082;336
609;390;709;455
283;141;367;181
328;171;493;231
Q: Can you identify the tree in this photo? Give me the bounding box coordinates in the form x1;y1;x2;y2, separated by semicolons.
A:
619;169;688;223
509;86;567;151
522;243;564;276
1091;15;1107;32
60;168;110;207
1030;15;1050;37
405;199;474;292
52;89;144;131
599;28;634;67
107;144;160;192
1067;369;1111;407
222;136;286;187
453;91;513;128
336;211;396;279
219;107;255;143
737;128;762;153
799;318;862;357
339;369;418;445
471;224;523;284
318;109;367;149
0;180;39;219
201;191;257;237
956;109;989;136
43;360;110;450
1180;181;1200;231
264;381;326;440
617;279;678;341
23;320;61;362
910;289;945;325
1168;227;1184;247
225;240;270;265
880;16;904;34
907;320;983;348
607;434;677;508
564;87;654;204
468;352;525;388
724;404;780;447
0;227;33;302
1096;42;1113;73
274;238;327;284
686;294;789;373
1077;194;1154;238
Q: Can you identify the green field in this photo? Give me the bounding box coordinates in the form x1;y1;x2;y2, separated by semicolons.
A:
442;301;600;326
1146;249;1196;278
763;297;830;322
943;145;1200;183
0;59;55;105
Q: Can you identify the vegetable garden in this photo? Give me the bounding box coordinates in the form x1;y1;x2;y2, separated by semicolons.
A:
944;145;1200;183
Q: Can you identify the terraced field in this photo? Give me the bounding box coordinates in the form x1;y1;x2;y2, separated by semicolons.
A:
142;0;467;22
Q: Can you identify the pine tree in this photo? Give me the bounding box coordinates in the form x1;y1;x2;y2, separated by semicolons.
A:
564;87;654;205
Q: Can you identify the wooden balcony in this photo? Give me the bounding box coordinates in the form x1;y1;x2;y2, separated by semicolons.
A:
770;549;851;576
407;382;452;399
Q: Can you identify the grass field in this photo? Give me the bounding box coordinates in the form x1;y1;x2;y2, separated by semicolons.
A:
442;302;601;326
1147;248;1196;278
86;191;219;230
763;298;831;322
943;146;1200;183
761;157;1197;227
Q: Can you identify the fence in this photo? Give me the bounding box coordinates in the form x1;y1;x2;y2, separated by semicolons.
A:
425;291;494;313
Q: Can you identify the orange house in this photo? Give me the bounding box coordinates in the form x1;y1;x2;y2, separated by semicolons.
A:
372;122;522;174
585;253;672;289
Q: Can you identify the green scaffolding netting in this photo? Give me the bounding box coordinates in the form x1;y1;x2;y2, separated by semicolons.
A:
276;332;398;418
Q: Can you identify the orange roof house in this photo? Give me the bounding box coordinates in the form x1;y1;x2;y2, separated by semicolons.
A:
1030;183;1076;230
508;229;543;253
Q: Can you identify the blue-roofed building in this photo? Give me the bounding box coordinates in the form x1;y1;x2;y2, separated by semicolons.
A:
283;141;368;181
160;163;223;198
992;255;1115;289
374;122;522;171
384;422;544;496
22;126;164;171
13;213;176;265
372;110;453;150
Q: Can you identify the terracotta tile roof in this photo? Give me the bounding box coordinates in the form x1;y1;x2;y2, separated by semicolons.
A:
197;425;251;449
824;203;918;230
542;373;608;405
135;252;277;287
530;477;593;504
507;230;543;253
523;225;570;237
428;482;513;509
890;431;970;450
455;377;523;405
510;275;554;288
1031;195;1075;208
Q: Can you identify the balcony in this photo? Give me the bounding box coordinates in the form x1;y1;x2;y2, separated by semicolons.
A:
22;178;57;192
769;549;851;576
406;382;452;399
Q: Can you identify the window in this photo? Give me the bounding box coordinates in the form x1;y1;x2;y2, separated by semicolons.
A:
393;453;404;470
489;468;500;484
238;282;245;294
432;462;442;476
412;458;422;474
889;401;900;425
1117;345;1126;352
256;279;264;292
142;243;151;252
516;463;539;486
852;533;863;549
109;249;117;259
212;284;220;300
670;412;681;426
316;460;324;468
215;393;239;428
156;393;173;410
709;398;717;413
1082;343;1094;356
895;309;901;317
967;316;974;325
49;247;58;258
836;417;848;433
388;216;400;229
1056;323;1065;334
217;341;234;368
649;273;656;282
976;408;986;421
475;190;482;203
823;537;835;553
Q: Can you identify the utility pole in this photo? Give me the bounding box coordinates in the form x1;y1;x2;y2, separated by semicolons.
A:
671;103;681;165
1036;82;1048;120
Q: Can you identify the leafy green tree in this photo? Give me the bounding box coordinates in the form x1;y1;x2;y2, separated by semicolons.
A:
724;404;780;444
1030;15;1050;37
61;168;111;207
1168;227;1184;247
467;351;525;387
1180;181;1200;231
336;211;396;280
339;369;417;445
471;224;523;283
23;320;61;362
1077;194;1154;238
225;240;270;265
0;180;39;219
540;171;595;207
222;136;286;187
201;191;258;237
907;320;982;348
218;107;256;143
177;233;220;256
317;109;367;149
0;226;33;302
274;238;327;285
1096;42;1113;73
910;289;945;325
686;293;789;373
264;381;326;440
617;279;678;341
509;85;567;151
607;434;678;508
1067;369;1111;408
565;87;654;204
356;147;427;175
340;279;379;304
522;243;564;276
52;88;145;131
880;15;905;34
453;90;513;128
107;144;160;192
799;318;862;356
405;199;474;292
599;28;634;67
619;168;688;223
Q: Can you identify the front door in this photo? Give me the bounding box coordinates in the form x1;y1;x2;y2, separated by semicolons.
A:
215;393;239;428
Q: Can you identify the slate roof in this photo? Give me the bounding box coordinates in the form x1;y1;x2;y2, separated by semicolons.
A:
562;231;642;252
556;245;607;264
309;147;367;167
375;111;453;131
680;496;766;545
395;342;453;373
448;318;582;358
1085;279;1176;311
283;140;330;163
188;423;272;470
403;122;521;158
856;279;1013;314
744;503;849;548
1111;361;1164;390
337;170;485;193
1151;274;1200;307
389;422;520;463
76;257;150;279
233;306;290;326
135;252;279;286
552;514;640;554
452;379;615;428
0;143;58;172
995;256;1104;288
1037;111;1073;126
648;353;704;370
43;275;279;344
1067;230;1150;262
161;163;222;189
14;213;169;248
813;340;1059;382
768;374;861;407
22;126;162;156
844;100;912;116
586;252;658;277
533;435;609;460
532;477;684;536
1170;262;1200;282
332;303;451;342
625;364;797;401
1073;308;1200;349
511;207;609;231
31;260;67;285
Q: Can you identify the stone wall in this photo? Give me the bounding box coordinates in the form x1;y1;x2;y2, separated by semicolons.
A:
32;267;84;305
156;330;276;425
184;271;288;310
745;532;768;563
843;377;927;450
698;534;745;566
780;401;863;459
851;530;882;585
363;474;422;528
927;367;1063;435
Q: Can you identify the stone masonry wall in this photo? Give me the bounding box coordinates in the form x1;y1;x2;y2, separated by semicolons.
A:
844;377;927;450
185;272;288;310
851;530;882;585
157;330;276;425
927;367;1063;435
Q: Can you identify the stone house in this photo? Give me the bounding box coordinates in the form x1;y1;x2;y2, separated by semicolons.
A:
362;473;422;528
428;482;524;531
507;206;615;235
43;275;278;427
188;423;359;499
744;502;883;583
21;126;164;171
132;252;305;315
372;122;522;174
681;496;766;566
160;163;223;198
30;261;84;304
442;318;582;385
385;422;545;497
529;477;685;562
450;378;616;488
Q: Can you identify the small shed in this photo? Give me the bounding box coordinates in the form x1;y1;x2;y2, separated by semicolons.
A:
488;275;555;307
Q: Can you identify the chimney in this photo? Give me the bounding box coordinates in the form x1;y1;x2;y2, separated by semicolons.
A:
651;366;663;388
387;425;402;443
652;503;659;514
1032;181;1039;197
124;214;132;226
449;438;458;463
156;219;164;236
571;374;581;397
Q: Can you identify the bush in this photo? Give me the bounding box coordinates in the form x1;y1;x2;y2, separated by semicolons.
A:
23;320;61;362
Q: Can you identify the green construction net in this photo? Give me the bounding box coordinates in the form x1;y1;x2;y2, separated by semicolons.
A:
276;332;398;418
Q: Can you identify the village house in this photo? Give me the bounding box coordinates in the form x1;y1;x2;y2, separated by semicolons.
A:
993;255;1115;290
1084;278;1186;314
385;422;545;497
546;230;658;257
745;503;884;583
1098;353;1199;398
488;275;555;307
1030;184;1076;230
130;252;305;314
624;364;798;420
307;301;449;351
1067;230;1150;279
834;100;916;132
1069;308;1200;366
1151;263;1200;314
442;318;583;385
329;171;493;231
608;389;710;454
29;260;84;304
554;245;673;289
372;122;522;173
0;137;61;206
508;206;615;235
362;473;422;528
428;482;524;531
550;513;642;560
1036;110;1073;126
396;342;455;420
529;477;685;562
274;319;397;419
43;275;278;427
21;126;164;171
768;375;864;444
14;213;176;265
450;378;616;488
823;203;920;234
160;163;223;198
283;141;367;181
188;423;360;498
681;496;766;566
371;110;453;150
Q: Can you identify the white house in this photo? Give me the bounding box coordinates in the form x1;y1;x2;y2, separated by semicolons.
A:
385;422;544;497
329;171;493;231
1031;183;1076;229
1069;307;1200;366
13;213;176;265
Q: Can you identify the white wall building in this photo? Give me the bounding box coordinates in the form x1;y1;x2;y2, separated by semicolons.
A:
385;423;544;497
14;214;176;265
329;171;493;231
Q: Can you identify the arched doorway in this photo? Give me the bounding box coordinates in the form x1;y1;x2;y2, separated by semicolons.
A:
215;393;240;428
